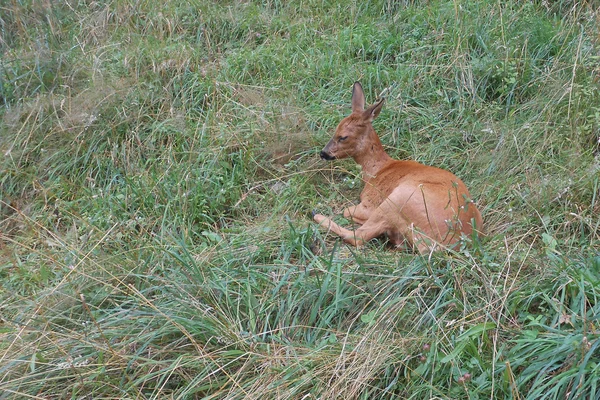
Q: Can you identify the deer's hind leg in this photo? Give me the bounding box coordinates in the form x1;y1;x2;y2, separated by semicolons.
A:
366;197;436;254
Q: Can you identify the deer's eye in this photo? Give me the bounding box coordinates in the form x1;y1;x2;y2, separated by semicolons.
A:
338;136;348;142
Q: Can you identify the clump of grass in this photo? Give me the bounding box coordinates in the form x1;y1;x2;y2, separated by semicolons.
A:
1;0;599;398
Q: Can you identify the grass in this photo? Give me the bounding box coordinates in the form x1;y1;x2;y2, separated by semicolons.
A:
1;0;599;398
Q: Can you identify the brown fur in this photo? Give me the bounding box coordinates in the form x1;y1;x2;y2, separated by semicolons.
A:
313;82;483;254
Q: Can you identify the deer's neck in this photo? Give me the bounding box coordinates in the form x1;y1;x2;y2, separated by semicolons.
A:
354;130;392;178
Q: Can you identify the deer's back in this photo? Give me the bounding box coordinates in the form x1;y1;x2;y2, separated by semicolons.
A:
361;160;466;201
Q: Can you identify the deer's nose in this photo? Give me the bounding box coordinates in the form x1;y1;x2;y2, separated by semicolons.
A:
320;151;336;160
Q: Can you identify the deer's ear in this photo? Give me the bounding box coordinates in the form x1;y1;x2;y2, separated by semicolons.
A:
351;82;365;112
363;98;385;122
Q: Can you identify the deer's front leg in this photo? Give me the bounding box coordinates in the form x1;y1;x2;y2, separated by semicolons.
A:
314;210;390;247
313;214;360;245
342;203;371;225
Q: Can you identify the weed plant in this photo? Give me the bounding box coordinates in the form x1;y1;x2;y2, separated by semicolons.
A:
1;0;599;398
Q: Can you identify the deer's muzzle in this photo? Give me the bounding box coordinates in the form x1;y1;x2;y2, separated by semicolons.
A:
320;151;336;160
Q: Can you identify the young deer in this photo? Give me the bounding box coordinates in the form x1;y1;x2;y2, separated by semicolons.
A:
313;82;483;254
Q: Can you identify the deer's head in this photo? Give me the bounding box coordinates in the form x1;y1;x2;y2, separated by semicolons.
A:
320;82;385;161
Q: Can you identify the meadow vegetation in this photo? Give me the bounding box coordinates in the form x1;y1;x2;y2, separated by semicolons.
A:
1;0;599;398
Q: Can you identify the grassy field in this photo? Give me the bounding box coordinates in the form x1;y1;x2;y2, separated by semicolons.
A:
1;0;599;398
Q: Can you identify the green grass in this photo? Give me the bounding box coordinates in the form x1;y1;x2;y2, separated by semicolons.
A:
1;0;599;398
